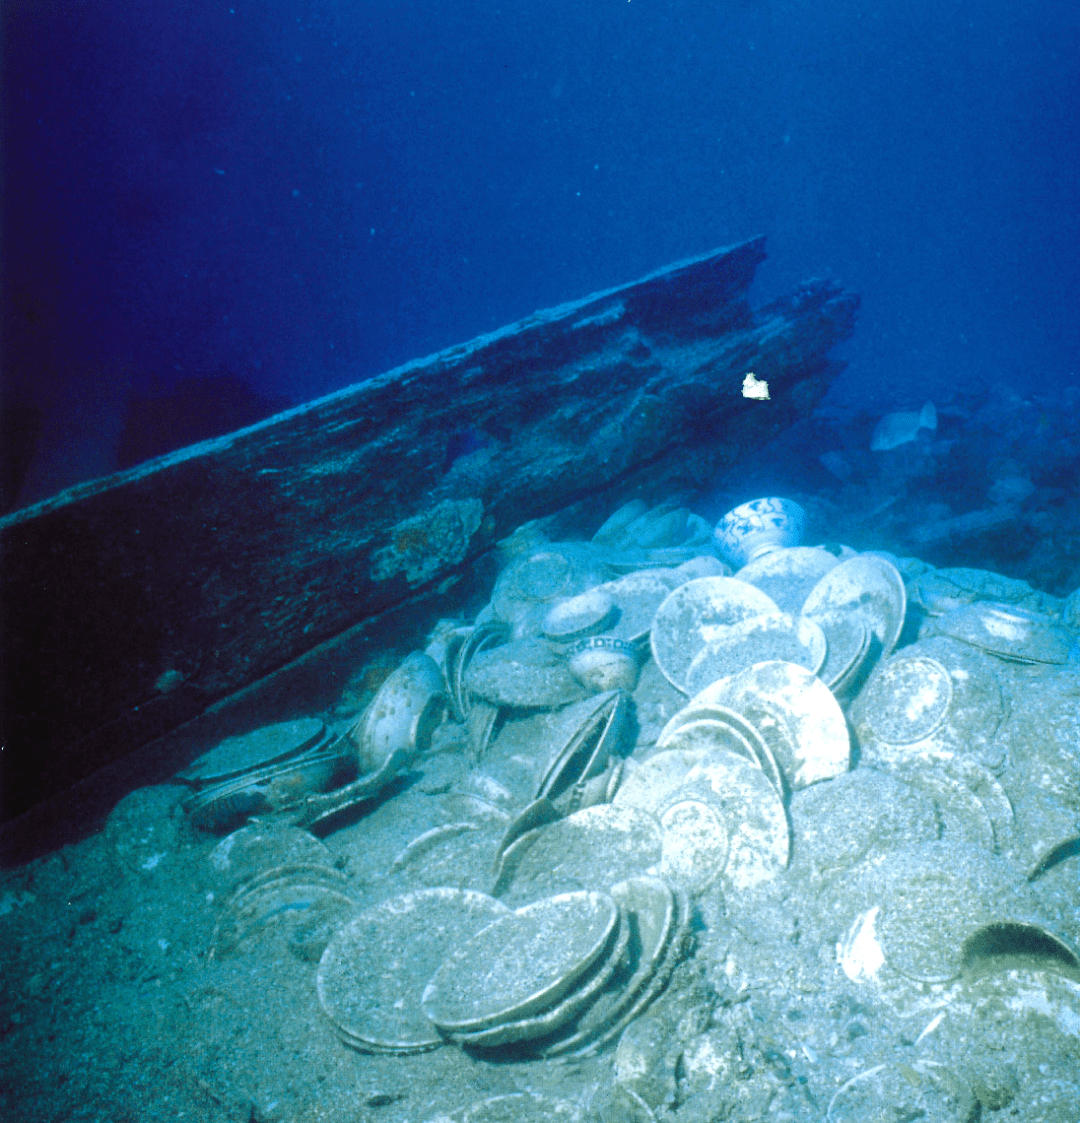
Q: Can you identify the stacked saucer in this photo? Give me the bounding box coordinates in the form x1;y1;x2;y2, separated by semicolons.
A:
421;882;690;1056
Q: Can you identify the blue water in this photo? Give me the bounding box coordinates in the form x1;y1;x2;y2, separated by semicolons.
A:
2;0;1078;507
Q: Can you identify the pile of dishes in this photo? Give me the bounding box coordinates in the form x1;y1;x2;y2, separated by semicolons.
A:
315;879;689;1058
179;652;447;832
909;565;1062;619
178;718;346;831
923;600;1075;665
169;493;1080;1111
647;550;906;706
850;635;1010;769
316;888;512;1054
212;860;358;962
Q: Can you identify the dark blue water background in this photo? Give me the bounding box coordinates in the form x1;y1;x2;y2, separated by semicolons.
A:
3;0;1078;508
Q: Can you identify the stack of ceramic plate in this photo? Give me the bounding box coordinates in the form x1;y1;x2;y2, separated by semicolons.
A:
421;882;689;1055
317;888;511;1054
924;601;1075;665
541;876;689;1057
800;553;907;693
178;718;344;832
804;612;872;696
422;891;626;1049
207;822;334;894
695;660;850;790
613;744;790;895
212;862;357;961
179;718;330;788
652;704;785;793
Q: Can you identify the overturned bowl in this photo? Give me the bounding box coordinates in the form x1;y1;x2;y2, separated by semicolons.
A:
713;497;807;568
355;651;446;773
567;636;643;693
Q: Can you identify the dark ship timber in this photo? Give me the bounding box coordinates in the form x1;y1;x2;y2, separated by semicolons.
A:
0;237;857;855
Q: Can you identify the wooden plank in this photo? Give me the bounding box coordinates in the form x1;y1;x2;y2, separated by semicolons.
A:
0;238;857;819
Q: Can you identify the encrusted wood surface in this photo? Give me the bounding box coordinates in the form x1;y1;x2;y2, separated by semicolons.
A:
0;238;857;820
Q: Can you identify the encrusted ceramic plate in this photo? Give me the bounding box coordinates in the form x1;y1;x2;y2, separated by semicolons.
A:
541;589;617;643
836;843;1039;985
681;749;791;890
357;651;447;772
494;803;663;907
541;876;679;1057
464;637;587;709
317;888;510;1054
684;612;827;695
808;614;869;692
650;576;780;692
422;890;619;1035
213;862;357;961
788;769;939;884
826;1061;976;1123
927;601;1074;665
851;635;1008;765
655;785;731;896
910;566;1055;617
456;908;629;1049
178;718;328;786
491;545;611;636
591;570;680;644
735;546;840;615
852;654;954;745
801;553;907;660
694;660;850;790
389;822;504;893
613;749;715;813
654;706;784;795
207;823;333;893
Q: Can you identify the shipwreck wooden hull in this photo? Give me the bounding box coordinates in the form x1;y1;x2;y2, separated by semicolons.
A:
0;238;857;825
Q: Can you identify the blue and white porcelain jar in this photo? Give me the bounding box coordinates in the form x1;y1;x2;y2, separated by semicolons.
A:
713;497;807;568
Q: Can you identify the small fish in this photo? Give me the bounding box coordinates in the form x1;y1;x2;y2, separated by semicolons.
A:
870;400;937;451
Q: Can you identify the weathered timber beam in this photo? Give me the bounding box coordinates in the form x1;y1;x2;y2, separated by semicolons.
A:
0;238;857;820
